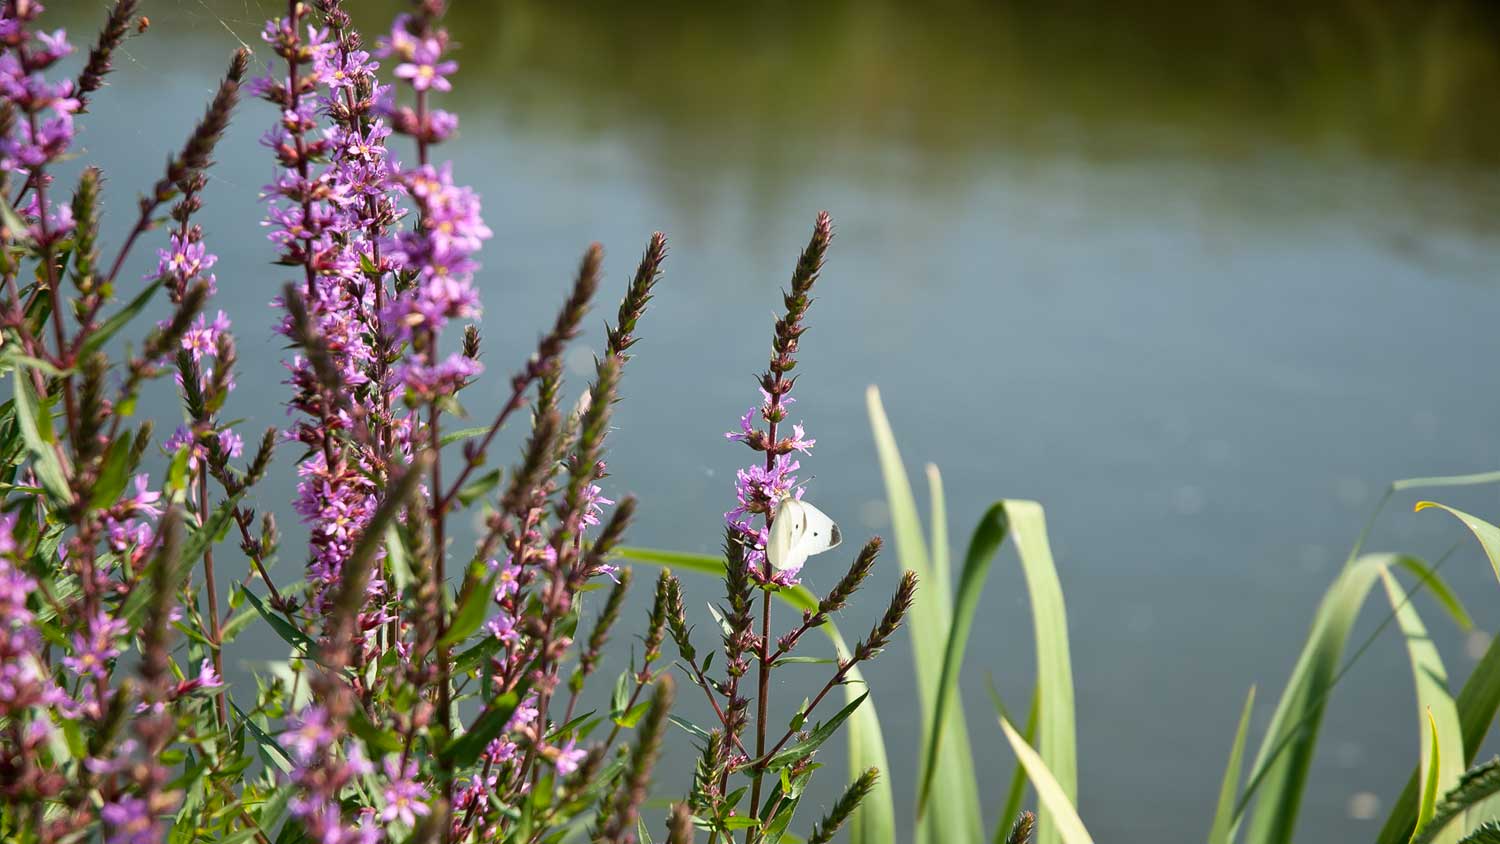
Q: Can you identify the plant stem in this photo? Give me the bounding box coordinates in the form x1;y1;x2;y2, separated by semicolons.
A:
198;472;228;728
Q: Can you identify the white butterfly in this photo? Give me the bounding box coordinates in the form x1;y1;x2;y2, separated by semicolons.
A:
766;497;842;572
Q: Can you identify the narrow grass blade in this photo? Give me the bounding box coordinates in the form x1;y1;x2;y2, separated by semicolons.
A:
1394;557;1475;632
992;684;1040;844
1208;686;1257;844
1381;568;1464;844
1237;554;1392;844
1005;499;1078;844
1379;606;1500;844
867;386;982;844
917;501;1008;815
927;464;952;599
1416;711;1444;842
999;717;1094;844
1414;502;1500;586
615;547;896;844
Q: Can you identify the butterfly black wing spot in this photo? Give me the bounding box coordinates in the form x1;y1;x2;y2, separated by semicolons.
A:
829;524;841;546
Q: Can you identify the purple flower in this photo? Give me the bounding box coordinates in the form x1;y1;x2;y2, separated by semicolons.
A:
552;739;586;775
395;353;482;400
379;757;431;826
285;706;335;764
394;54;457;92
316;48;376;91
63;612;128;679
102;796;158;844
485;613;520;645
181;310;230;361
581;483;614;528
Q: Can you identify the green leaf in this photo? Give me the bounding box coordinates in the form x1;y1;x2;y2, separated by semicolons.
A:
774;656;837;667
81;278;163;357
442;687;528;767
1208;686;1257;844
239;588;312;655
0;192;32;243
439;573;497;647
439;425;491;447
1007;499;1079;844
349;711;403;756
231;702;293;774
611;670;631;719
385;524;414;593
1415;502;1500;587
456;467;502;507
1416;711;1444;843
991;683;1039;844
454;634;502;676
999;717;1095;844
918;501;1008;814
1382;634;1500;844
763;692;868;772
1236;554;1395;844
89;436;134;509
867;386;982;844
1395;556;1475;632
1381;568;1464;844
11;358;72;504
181;495;242;572
614;700;651;729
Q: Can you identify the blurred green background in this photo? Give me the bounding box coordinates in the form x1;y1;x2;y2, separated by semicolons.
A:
52;1;1500;841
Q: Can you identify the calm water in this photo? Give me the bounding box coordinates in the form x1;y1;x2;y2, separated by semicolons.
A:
51;1;1500;840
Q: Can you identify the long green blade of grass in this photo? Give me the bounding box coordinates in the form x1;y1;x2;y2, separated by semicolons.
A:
1416;711;1444;841
1380;503;1500;844
927;464;953;604
1236;553;1392;844
999;717;1094;844
1380;569;1464;844
991;683;1040;844
1225;467;1500;844
1003;499;1079;844
1415;502;1500;586
1380;633;1500;844
917;501;1009;815
1208;686;1256;844
867;386;983;844
614;546;896;844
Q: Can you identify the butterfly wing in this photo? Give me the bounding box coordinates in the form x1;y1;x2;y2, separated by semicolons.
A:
766;498;809;572
767;498;842;571
795;500;842;556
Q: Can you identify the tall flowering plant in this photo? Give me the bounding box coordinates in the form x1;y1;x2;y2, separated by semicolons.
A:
0;1;270;841
243;1;678;842
0;2;903;842
658;213;917;844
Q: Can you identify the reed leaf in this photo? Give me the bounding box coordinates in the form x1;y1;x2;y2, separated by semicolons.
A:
992;684;1040;844
1236;553;1393;844
1380;568;1464;844
999;717;1094;844
867;385;983;844
917;501;1008;815
1208;686;1256;844
1414;502;1500;586
1380;635;1500;844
